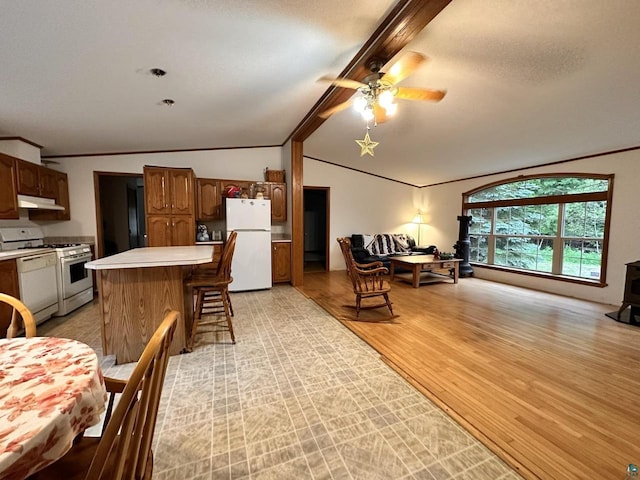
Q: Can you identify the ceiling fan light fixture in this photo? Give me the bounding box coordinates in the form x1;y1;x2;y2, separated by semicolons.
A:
362;107;374;122
353;96;367;114
384;102;398;116
378;90;394;109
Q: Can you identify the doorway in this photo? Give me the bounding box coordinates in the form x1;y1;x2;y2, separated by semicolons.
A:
303;187;330;272
94;172;145;258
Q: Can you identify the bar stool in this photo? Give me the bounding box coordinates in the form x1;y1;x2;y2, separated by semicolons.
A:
185;231;237;350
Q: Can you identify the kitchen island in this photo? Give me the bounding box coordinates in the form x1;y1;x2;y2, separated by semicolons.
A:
85;246;212;364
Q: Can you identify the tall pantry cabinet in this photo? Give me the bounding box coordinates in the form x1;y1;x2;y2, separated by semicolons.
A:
144;166;195;246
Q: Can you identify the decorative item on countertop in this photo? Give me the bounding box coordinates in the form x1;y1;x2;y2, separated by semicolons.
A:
433;248;440;260
265;168;285;182
225;185;240;198
196;224;210;242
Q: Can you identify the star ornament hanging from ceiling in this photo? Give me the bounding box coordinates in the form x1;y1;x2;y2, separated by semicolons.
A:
355;130;379;157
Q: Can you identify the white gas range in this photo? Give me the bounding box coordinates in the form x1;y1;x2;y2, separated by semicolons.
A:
0;227;94;322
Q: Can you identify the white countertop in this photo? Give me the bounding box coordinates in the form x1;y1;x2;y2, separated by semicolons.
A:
0;248;55;261
85;246;213;270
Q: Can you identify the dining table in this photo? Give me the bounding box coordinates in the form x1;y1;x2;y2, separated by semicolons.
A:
0;336;108;480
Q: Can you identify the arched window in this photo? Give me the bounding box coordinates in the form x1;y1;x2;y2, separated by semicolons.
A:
462;174;613;286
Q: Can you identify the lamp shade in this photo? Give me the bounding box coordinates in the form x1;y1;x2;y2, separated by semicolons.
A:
412;212;425;224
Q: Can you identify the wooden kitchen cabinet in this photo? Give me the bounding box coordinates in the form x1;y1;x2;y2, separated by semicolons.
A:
15;159;58;198
196;177;287;222
145;214;195;247
144;166;195;246
15;159;40;196
0;155;19;219
0;154;70;221
38;167;58;198
0;259;20;337
28;170;71;221
272;241;291;283
256;182;287;222
268;182;287;222
196;178;223;220
144;166;194;215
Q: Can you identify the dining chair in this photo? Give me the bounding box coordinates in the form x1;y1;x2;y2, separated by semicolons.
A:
30;310;179;480
184;231;237;350
337;237;394;318
0;293;36;338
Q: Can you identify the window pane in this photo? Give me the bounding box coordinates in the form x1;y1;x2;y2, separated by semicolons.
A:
537;204;558;236
469;235;488;263
496;206;521;234
468;177;608;203
495;236;553;272
562;240;602;279
469;208;492;234
496;204;558;236
563;201;606;238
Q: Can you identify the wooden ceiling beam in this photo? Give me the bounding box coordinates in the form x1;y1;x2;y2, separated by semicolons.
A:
288;0;452;143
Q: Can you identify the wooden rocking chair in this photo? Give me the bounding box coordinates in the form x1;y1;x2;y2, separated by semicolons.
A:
337;237;394;318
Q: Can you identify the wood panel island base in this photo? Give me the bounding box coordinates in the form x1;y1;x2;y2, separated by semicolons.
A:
389;255;461;288
86;246;212;364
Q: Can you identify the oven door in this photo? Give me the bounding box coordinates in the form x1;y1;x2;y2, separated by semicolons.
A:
60;253;93;299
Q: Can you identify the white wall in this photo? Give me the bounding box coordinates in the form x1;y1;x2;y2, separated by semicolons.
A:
43;147;283;239
303;158;420;270
421;149;640;306
0;139;41;164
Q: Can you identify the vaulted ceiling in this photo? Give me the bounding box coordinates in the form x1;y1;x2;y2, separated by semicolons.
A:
1;1;639;185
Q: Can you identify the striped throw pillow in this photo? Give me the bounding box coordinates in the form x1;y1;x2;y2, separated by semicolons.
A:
370;234;395;255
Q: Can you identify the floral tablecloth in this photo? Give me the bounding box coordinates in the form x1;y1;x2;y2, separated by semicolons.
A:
0;337;107;480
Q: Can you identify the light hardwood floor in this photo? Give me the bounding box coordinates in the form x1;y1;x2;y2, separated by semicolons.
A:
298;271;640;480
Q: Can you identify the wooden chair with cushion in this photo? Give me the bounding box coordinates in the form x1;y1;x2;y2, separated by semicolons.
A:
31;310;179;480
184;231;237;350
0;292;36;338
337;237;394;318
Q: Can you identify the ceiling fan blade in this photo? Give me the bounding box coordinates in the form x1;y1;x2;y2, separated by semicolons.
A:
318;98;354;119
373;103;387;124
395;86;446;102
381;51;427;86
317;75;367;90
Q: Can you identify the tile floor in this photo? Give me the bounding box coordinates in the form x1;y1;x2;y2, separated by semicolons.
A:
39;285;521;480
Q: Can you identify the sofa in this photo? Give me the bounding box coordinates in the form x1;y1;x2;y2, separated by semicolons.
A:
350;233;437;270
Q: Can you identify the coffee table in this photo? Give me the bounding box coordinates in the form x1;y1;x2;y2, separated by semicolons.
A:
389;254;461;288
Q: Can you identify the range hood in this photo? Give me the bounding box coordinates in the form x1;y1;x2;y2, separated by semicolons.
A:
17;194;65;211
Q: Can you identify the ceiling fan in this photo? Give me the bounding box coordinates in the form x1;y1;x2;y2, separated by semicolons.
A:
318;51;446;124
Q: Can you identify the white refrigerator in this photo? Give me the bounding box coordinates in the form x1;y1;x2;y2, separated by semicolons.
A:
226;198;272;291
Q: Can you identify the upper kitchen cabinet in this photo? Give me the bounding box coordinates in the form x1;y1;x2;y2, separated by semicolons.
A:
196;178;222;221
144;166;195;215
256;182;287;222
0;156;19;219
28;170;71;221
267;183;287;222
15;159;57;198
144;166;195;246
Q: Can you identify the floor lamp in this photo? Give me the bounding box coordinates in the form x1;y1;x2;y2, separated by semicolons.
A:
412;212;426;246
